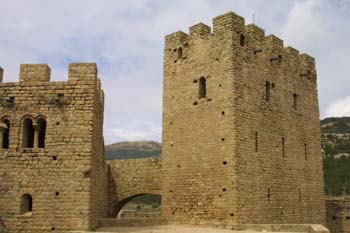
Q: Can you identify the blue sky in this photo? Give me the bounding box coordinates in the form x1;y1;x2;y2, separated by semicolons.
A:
0;0;349;144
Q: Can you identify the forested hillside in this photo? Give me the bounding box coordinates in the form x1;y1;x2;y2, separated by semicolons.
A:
105;141;161;160
322;117;350;195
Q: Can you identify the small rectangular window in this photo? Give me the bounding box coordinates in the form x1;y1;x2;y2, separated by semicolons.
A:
267;188;271;203
282;137;285;157
299;188;302;202
255;132;258;152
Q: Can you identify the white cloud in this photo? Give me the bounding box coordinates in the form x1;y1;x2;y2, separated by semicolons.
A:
325;96;350;118
280;0;330;52
109;122;162;142
279;0;350;119
0;0;348;143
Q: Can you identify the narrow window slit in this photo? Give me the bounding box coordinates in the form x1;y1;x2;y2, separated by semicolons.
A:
304;144;307;160
265;81;271;102
293;93;298;110
199;77;206;99
255;132;258;152
177;47;183;59
240;34;245;46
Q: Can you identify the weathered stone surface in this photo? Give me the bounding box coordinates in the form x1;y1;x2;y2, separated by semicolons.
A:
162;11;326;226
0;10;329;233
107;157;161;217
0;63;108;232
326;196;350;233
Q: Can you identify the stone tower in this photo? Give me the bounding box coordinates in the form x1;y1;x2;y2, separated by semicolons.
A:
0;63;109;232
162;12;326;226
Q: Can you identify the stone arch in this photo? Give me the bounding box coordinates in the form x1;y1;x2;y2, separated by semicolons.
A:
109;193;161;218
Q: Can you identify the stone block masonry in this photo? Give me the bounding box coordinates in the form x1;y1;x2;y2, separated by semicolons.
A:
326;196;350;233
162;11;326;226
0;9;329;233
107;157;162;217
0;63;109;232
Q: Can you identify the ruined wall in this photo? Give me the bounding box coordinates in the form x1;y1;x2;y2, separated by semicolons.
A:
107;157;161;217
162;11;326;226
0;63;108;232
326;196;350;233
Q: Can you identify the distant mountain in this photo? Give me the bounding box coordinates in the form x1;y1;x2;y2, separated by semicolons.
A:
321;117;350;196
105;141;161;160
321;117;350;134
321;117;350;158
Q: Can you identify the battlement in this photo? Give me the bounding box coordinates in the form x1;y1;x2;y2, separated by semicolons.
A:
165;11;316;82
0;63;98;84
245;24;265;44
68;63;98;80
189;23;211;38
265;34;284;48
0;63;104;109
19;64;51;82
213;11;245;35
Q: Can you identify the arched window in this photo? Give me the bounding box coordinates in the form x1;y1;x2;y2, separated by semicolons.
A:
20;194;32;214
37;118;46;148
1;119;10;149
265;81;271;102
177;47;183;59
23;118;34;148
199;77;206;99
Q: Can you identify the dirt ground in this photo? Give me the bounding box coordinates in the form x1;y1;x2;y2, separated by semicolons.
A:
94;225;302;233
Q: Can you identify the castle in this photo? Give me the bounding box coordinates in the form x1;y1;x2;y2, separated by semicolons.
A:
0;11;329;233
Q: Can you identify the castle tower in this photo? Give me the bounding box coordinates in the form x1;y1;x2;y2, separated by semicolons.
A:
0;63;109;232
162;12;326;226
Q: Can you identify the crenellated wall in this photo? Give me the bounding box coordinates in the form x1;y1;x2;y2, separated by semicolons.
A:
162;11;326;226
0;63;108;233
0;10;329;232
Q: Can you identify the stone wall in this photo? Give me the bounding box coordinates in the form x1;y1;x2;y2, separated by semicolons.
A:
162;11;326;226
0;63;108;232
107;157;161;217
326;196;350;233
